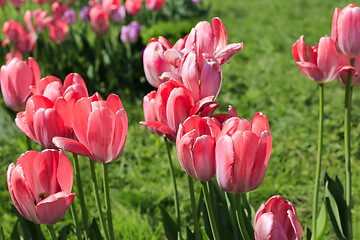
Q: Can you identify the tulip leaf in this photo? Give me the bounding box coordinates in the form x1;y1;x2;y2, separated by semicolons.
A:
201;229;211;240
324;173;348;240
11;206;45;240
89;218;104;240
159;205;179;240
10;221;20;240
306;227;312;240
186;226;195;240
177;232;184;240
0;226;5;240
58;224;72;240
315;202;328;240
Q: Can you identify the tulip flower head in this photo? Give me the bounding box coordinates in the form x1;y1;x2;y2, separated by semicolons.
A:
120;21;141;43
125;0;141;15
53;93;128;164
331;4;360;59
89;5;109;35
146;0;166;11
254;195;303;240
7;150;75;225
63;9;77;25
216;112;272;193
47;20;68;44
292;35;355;83
0;57;41;111
176;115;221;181
79;6;91;21
110;4;126;22
0;0;7;7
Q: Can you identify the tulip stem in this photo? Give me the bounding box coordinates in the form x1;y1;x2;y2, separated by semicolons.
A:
225;193;241;240
235;194;251;240
312;83;324;240
188;176;201;240
103;163;115;240
46;225;57;240
26;136;32;150
201;181;220;240
164;137;181;229
73;154;89;235
344;58;355;239
90;160;109;240
69;202;82;240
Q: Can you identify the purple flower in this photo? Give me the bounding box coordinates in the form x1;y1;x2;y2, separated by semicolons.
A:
79;6;91;22
120;21;141;43
63;9;77;25
111;5;126;22
192;0;201;3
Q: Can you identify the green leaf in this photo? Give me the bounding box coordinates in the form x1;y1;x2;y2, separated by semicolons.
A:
89;218;104;240
324;173;349;240
200;229;210;240
185;227;195;240
58;224;72;240
177;232;184;240
159;205;179;240
0;226;5;240
306;227;312;240
315;202;328;240
11;206;45;240
10;221;20;240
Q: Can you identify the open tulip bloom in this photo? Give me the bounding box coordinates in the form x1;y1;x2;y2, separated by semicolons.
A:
292;35;355;83
7;149;75;225
53;92;128;163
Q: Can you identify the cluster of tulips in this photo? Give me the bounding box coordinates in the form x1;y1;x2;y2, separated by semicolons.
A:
1;0;180;60
1;57;127;239
292;3;360;240
140;17;303;240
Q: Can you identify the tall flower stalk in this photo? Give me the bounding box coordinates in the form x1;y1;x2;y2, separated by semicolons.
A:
312;83;324;239
103;163;115;240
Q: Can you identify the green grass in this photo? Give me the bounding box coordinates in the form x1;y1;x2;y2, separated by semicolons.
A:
1;0;360;239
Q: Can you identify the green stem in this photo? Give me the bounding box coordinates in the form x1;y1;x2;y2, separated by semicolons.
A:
73;154;89;235
344;58;355;239
69;203;82;240
46;225;57;240
188;176;201;240
312;83;324;240
235;194;250;240
90;160;109;240
164;137;181;229
103;164;115;240
201;181;220;240
225;193;242;240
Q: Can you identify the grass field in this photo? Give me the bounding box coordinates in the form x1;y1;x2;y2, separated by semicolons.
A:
0;0;359;239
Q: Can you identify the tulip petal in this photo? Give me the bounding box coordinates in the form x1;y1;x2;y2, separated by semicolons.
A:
139;120;176;136
251;112;270;137
193;135;215;181
106;94;124;114
111;109;128;162
53;137;92;158
15;111;36;141
200;56;222;100
212;17;227;52
216;135;235;192
36;192;75;225
72;97;92;146
215;43;244;64
57;150;73;193
176;130;196;178
295;61;324;82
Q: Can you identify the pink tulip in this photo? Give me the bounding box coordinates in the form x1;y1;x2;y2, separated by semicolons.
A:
292;35;355;83
89;5;109;35
15;95;73;149
102;0;120;14
331;4;360;59
125;0;141;15
143;37;173;87
216;112;272;193
1;57;40;111
338;56;360;86
52;1;67;20
24;9;52;34
176;115;221;181
146;0;166;11
212;105;238;125
53;93;128;163
47;20;68;44
10;0;24;9
7;149;75;225
254;195;303;240
0;0;7;7
5;50;23;61
143;90;164;136
2;20;37;54
140;79;218;141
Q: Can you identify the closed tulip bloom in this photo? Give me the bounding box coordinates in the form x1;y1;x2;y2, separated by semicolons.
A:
7;149;75;225
146;0;166;11
176;115;221;181
120;21;141;43
125;0;141;15
254;195;303;240
0;57;40;111
216;112;272;193
47;20;68;44
89;5;109;35
53;93;128;163
143;37;173;87
332;4;360;59
292;35;355;83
